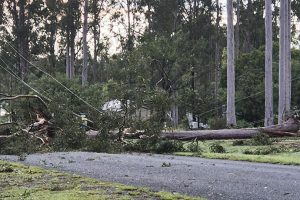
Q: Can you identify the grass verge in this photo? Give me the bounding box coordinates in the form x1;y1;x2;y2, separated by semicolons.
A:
175;152;300;165
0;160;204;200
174;139;300;165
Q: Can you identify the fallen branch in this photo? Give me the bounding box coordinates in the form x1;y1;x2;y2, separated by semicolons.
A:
0;122;17;127
0;95;49;108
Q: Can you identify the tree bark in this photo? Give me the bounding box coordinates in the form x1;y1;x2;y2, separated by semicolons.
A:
66;45;70;79
82;0;88;86
264;0;273;126
235;0;240;59
215;0;221;113
285;0;291;117
162;117;300;140
279;0;289;124
226;0;236;126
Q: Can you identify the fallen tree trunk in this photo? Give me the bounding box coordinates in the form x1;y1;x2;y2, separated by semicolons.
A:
85;118;300;141
162;128;260;140
162;117;300;140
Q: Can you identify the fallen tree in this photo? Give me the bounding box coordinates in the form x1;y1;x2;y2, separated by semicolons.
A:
162;117;300;140
1;93;299;145
0;94;56;146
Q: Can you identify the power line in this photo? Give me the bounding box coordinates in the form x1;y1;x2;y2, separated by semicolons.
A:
4;40;103;115
198;75;300;118
0;62;49;101
0;53;52;99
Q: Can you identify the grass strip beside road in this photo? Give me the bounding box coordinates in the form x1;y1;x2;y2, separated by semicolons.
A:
175;152;300;165
0;160;204;200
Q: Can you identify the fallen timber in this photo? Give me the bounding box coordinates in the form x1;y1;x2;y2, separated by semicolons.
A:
162;117;300;140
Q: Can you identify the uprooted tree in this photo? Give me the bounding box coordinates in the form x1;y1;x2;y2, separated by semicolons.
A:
1;94;299;148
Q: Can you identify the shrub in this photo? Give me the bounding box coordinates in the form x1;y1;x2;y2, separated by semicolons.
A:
236;120;253;128
209;143;226;153
243;146;281;155
208;117;226;130
186;141;202;153
155;140;184;154
232;140;245;146
250;133;272;146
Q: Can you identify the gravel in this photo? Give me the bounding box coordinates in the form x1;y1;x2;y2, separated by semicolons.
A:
1;152;300;200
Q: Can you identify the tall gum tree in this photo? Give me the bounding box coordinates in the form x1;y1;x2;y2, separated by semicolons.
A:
278;0;291;124
226;0;236;126
264;0;273;126
82;0;88;86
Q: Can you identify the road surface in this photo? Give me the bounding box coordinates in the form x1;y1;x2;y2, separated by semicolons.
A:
1;152;299;200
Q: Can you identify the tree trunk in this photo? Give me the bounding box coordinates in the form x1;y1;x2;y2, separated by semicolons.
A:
171;91;179;127
70;42;75;79
48;11;57;73
264;0;273;126
82;0;88;86
162;118;300;140
12;0;29;93
215;0;221;113
235;0;240;59
285;0;291;117
92;30;98;82
66;45;70;79
278;0;287;124
226;0;236;126
126;0;133;51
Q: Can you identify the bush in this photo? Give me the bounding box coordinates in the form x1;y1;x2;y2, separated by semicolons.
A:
232;140;245;146
250;133;272;146
243;146;281;155
155;140;184;154
236;120;254;128
186;141;202;153
208;117;226;130
0;133;40;155
209;143;226;153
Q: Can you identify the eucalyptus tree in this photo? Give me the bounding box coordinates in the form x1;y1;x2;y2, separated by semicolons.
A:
82;0;88;86
278;0;291;124
215;0;222;110
285;0;291;119
235;0;241;59
7;0;30;83
238;0;265;54
264;0;273;126
91;0;106;82
45;0;59;72
226;0;236;126
60;0;81;79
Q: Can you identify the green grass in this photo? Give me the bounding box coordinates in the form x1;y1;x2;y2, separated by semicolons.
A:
174;138;300;165
0;160;205;200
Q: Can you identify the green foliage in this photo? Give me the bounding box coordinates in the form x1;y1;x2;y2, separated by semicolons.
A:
155;140;184;154
236;120;254;128
208;117;226;130
0;163;14;173
232;140;245;146
234;48;265;124
209;143;226;153
250;133;273;146
243;146;282;155
124;116;163;153
0;133;40;155
186;141;202;153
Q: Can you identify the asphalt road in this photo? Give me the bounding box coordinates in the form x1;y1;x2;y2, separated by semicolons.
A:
0;152;299;200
